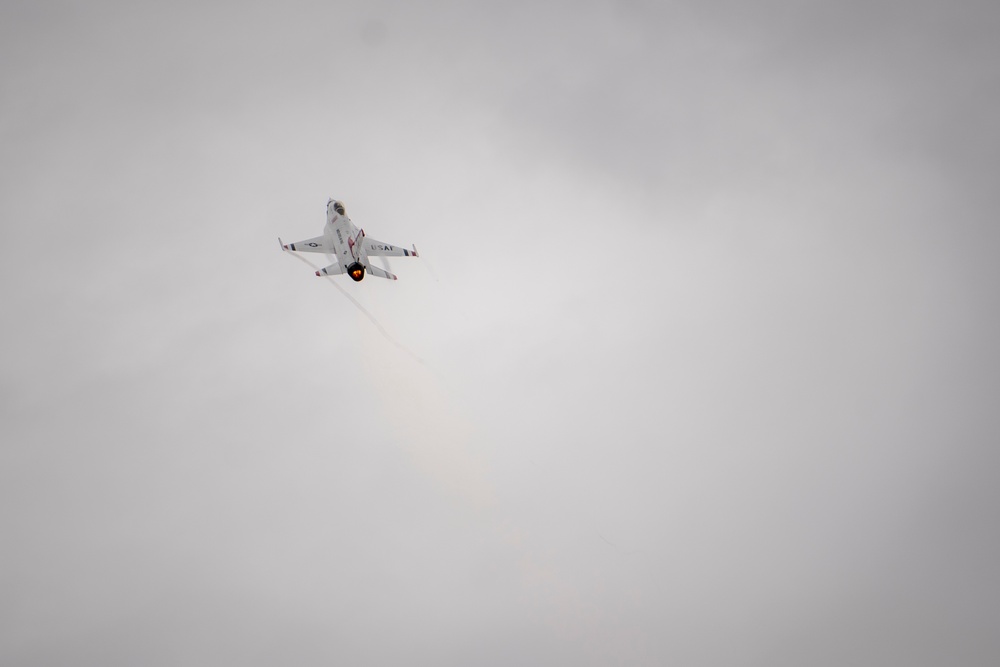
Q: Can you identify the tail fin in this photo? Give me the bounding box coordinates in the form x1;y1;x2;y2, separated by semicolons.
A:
348;228;366;260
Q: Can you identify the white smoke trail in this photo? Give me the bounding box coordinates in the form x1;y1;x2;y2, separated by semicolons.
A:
283;251;424;365
285;248;606;643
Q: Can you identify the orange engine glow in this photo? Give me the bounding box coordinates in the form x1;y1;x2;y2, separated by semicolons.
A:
347;263;365;282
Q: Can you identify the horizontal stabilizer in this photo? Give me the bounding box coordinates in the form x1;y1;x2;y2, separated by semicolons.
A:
316;263;345;277
365;264;398;281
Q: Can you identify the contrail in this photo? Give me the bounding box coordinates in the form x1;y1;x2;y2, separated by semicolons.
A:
284;247;604;642
284;251;424;365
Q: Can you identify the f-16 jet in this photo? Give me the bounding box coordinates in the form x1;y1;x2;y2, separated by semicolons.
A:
280;198;419;281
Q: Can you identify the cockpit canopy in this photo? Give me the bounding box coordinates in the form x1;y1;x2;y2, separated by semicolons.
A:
328;198;345;216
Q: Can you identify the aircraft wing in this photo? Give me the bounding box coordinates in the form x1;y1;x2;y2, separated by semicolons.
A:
281;235;329;253
364;237;419;257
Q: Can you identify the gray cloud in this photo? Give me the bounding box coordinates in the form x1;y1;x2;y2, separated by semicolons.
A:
2;0;999;664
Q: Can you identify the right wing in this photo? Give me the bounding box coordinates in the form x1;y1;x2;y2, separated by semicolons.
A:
364;237;419;257
281;235;329;253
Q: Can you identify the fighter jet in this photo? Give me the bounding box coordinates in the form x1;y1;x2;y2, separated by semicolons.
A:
280;198;419;281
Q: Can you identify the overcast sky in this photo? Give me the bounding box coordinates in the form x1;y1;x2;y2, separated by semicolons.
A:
3;1;999;665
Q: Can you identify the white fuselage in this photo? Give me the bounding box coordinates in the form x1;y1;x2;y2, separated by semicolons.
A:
323;200;366;275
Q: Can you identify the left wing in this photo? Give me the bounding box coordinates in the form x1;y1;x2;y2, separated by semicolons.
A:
281;235;329;253
364;238;419;257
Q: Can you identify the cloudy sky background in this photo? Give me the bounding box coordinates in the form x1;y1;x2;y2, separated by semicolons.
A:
3;0;999;664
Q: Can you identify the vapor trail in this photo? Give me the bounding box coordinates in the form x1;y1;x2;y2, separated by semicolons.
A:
287;250;598;638
284;251;424;365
